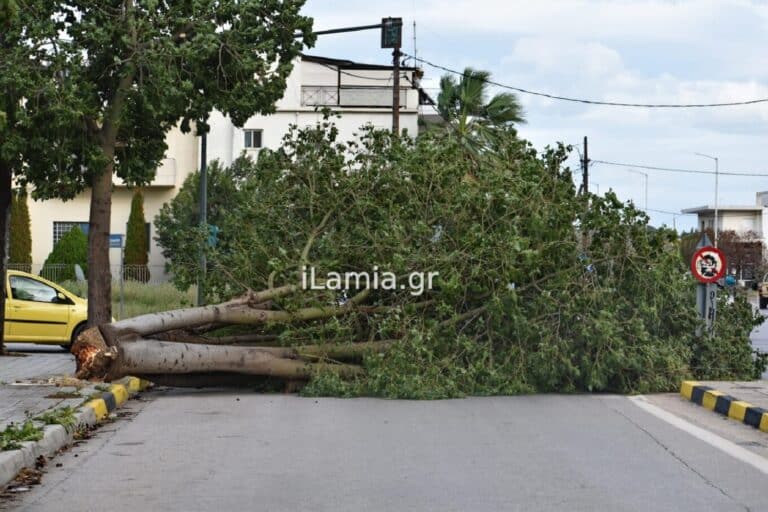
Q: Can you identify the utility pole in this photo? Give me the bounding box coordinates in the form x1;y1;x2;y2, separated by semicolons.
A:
197;131;207;306
695;152;720;248
582;136;589;195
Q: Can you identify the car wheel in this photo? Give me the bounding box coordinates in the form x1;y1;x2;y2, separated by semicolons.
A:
760;297;768;310
64;323;87;352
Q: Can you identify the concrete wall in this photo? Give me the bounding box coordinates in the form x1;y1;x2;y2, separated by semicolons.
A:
696;212;762;236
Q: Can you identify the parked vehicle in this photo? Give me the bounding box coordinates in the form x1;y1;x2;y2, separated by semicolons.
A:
3;270;88;349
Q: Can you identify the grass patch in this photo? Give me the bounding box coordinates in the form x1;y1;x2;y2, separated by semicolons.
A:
35;407;78;432
60;280;196;319
44;391;82;399
1;421;43;451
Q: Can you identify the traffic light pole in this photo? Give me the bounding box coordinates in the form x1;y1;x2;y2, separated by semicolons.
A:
197;132;207;306
392;46;400;135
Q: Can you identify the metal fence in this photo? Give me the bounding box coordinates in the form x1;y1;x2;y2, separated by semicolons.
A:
6;263;171;285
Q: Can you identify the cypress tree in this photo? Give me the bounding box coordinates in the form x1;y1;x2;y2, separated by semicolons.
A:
124;189;149;282
9;188;32;272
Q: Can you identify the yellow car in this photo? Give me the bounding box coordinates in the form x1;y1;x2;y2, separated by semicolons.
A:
3;269;88;349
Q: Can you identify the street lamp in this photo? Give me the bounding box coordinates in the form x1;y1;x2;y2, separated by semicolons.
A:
695;152;719;248
625;168;648;212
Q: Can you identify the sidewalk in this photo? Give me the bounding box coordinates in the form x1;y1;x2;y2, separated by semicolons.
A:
681;380;768;432
694;380;768;410
0;345;79;430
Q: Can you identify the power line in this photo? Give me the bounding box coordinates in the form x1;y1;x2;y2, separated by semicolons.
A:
592;159;768;177
404;53;768;109
315;62;406;82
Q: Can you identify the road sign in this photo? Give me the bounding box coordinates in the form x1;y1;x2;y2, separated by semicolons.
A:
109;234;124;249
690;246;726;284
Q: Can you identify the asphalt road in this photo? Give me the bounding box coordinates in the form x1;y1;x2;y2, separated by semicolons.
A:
3;390;768;512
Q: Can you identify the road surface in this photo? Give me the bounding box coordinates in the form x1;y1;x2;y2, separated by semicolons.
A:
2;390;767;512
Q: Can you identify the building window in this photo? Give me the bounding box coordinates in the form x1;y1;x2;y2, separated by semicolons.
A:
53;221;89;246
244;129;262;149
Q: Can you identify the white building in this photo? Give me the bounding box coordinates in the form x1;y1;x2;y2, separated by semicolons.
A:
682;191;768;238
22;55;422;281
206;55;420;167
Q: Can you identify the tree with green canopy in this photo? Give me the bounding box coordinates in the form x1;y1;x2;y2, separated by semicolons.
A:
437;68;525;145
11;0;314;326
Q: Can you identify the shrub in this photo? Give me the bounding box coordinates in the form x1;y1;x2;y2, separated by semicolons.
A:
41;226;87;282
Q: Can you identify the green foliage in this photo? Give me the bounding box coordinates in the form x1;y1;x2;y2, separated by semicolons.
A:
157;118;762;397
155;159;245;291
1;421;42;451
35;406;77;432
692;293;765;380
9;0;314;198
9;187;31;271
124;189;149;282
42;226;88;282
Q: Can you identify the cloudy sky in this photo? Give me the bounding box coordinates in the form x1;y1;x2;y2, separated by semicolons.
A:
300;0;768;231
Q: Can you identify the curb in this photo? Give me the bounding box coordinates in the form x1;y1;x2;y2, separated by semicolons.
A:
0;377;151;488
680;380;768;432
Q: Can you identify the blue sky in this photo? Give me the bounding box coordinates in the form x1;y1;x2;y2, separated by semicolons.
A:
300;0;768;231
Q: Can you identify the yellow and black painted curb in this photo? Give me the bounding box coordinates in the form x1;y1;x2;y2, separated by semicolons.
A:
82;377;152;421
680;381;768;432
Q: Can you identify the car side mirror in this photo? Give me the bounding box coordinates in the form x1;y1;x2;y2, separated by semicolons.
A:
55;292;71;304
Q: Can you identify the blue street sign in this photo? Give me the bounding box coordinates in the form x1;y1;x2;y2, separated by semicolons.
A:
109;234;124;248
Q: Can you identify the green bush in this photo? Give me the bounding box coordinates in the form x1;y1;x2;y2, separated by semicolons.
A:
41;226;88;282
124;189;149;282
9;188;32;272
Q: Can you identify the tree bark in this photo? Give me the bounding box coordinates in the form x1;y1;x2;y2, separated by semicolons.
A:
74;338;364;382
87;158;113;326
0;161;11;353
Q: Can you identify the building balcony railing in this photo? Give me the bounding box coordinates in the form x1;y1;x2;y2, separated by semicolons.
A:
302;85;408;108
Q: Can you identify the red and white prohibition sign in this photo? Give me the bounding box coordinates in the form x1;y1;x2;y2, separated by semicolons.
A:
690;246;726;284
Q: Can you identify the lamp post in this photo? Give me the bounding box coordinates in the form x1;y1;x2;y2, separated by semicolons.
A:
695;152;719;248
625;168;648;212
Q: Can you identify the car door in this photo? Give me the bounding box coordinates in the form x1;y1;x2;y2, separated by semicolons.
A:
7;275;70;342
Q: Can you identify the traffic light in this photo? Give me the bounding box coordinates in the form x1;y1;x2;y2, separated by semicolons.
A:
381;17;402;48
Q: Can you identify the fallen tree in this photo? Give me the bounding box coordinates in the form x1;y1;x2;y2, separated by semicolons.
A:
72;118;765;396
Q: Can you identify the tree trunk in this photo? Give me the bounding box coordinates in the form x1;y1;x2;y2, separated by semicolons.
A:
87;157;113;326
0;161;10;353
75;338;364;382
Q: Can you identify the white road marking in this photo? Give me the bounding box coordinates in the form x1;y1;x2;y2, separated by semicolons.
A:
629;395;768;475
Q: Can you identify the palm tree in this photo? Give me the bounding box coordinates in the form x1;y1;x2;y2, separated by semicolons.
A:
437;68;525;137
